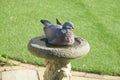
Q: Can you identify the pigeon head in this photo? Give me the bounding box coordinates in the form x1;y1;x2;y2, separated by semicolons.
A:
62;22;74;30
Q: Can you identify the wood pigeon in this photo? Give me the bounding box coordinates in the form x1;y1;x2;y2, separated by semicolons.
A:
40;19;75;46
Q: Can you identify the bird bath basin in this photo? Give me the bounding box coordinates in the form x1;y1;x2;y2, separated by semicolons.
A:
28;36;90;80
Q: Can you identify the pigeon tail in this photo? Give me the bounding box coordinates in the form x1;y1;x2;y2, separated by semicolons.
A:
40;20;51;26
56;18;62;25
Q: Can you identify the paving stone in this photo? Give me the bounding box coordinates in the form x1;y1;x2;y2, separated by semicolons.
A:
0;66;12;72
2;69;39;80
20;63;38;69
1;60;120;80
11;66;25;70
103;75;120;80
71;76;101;80
85;73;103;79
9;60;21;65
0;72;2;80
72;71;86;77
37;67;45;80
0;66;26;72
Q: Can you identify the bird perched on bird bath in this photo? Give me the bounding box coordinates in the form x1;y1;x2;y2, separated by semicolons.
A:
28;19;90;80
40;19;75;46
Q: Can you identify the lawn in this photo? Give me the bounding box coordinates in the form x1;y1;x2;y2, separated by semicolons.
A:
0;0;120;76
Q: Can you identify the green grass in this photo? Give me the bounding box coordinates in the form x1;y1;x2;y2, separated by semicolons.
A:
0;0;120;76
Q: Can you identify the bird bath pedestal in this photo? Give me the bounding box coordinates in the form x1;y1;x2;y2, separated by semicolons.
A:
28;36;90;80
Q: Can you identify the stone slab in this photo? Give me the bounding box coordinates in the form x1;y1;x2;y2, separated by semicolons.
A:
85;73;103;79
103;75;120;80
2;69;39;80
37;67;45;80
71;76;101;80
0;72;2;80
72;71;86;77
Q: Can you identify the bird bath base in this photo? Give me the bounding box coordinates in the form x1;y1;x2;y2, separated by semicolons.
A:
44;59;71;80
28;36;90;80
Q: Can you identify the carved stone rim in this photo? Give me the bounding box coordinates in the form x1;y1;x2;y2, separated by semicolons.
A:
28;36;90;60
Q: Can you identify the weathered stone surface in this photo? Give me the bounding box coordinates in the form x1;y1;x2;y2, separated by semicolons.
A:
85;73;103;79
28;36;90;80
0;72;2;80
2;69;39;80
44;59;71;80
71;76;101;80
1;60;120;80
103;75;120;80
37;67;45;80
72;71;86;77
28;36;90;60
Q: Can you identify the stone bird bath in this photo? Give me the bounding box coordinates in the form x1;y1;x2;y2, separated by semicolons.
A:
28;36;90;80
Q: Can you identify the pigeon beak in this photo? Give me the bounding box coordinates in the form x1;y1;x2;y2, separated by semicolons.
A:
72;27;75;30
